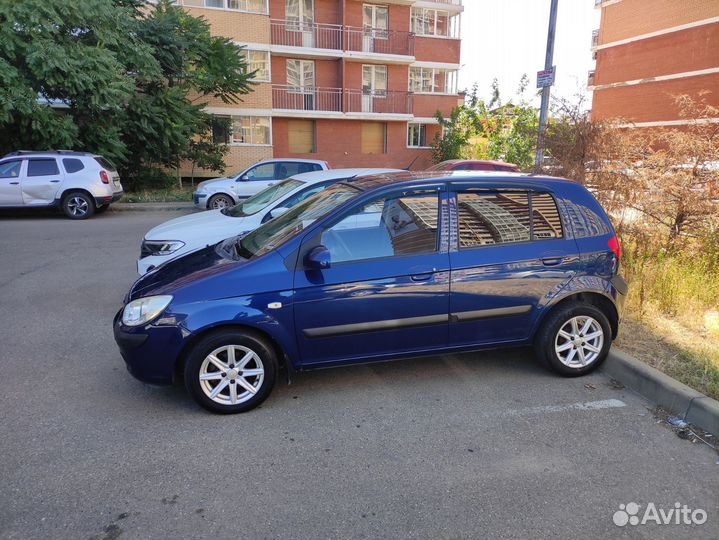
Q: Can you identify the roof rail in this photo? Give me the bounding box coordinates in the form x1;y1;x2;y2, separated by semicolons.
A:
2;150;94;158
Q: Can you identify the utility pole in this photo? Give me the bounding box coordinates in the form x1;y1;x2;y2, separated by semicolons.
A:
534;0;559;172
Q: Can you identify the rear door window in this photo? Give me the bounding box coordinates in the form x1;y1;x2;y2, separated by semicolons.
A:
63;158;85;173
457;191;531;248
27;159;60;177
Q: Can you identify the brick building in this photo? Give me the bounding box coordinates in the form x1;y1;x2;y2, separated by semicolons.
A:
176;0;464;176
589;0;719;127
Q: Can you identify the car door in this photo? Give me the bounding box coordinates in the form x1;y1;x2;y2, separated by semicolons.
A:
293;185;450;366
22;158;64;205
0;159;24;206
448;186;579;347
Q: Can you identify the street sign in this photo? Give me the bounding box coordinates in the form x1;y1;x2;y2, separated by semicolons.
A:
537;67;556;88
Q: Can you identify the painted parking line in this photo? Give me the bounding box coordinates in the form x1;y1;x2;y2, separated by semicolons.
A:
500;398;627;418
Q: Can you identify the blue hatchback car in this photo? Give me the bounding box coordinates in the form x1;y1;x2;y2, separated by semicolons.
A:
114;172;627;413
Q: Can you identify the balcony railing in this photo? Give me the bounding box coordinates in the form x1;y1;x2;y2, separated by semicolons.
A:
345;27;415;56
272;85;413;115
270;19;415;56
272;85;343;112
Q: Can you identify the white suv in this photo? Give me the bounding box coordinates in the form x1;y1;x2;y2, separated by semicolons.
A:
192;158;329;210
0;150;123;219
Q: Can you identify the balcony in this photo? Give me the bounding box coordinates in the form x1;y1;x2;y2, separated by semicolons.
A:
272;85;413;116
270;20;415;58
591;29;599;49
587;70;596;87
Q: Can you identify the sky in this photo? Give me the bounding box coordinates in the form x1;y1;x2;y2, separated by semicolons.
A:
459;0;600;108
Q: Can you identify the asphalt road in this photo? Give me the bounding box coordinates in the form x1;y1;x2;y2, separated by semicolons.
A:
0;208;717;540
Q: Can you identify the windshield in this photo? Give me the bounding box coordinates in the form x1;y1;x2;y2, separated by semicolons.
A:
222;179;303;217
235;183;361;259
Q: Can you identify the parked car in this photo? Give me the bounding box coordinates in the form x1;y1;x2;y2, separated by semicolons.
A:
427;159;520;173
138;168;401;274
0;150;123;219
192;159;330;210
115;172;627;413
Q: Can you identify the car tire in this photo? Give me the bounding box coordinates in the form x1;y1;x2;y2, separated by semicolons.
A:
207;193;234;210
62;191;95;219
95;204;109;214
534;302;611;377
184;329;278;414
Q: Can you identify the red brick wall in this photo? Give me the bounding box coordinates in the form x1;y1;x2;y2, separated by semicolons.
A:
272;118;437;169
594;24;719;86
414;94;460;119
592;73;719;122
271;56;342;88
415;37;461;64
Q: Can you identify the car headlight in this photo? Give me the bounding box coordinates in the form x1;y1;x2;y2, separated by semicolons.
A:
141;240;185;257
122;295;173;327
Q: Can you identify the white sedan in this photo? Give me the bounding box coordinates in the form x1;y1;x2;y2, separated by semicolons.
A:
138;168;401;274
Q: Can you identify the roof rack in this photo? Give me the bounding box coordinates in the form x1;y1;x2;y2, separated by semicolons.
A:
2;150;94;158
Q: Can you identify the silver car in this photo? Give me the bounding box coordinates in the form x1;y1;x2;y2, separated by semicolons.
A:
0;150;123;219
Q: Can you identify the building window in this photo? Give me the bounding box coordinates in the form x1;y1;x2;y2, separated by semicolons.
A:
409;67;458;94
183;0;268;14
211;115;231;144
362;64;388;96
407;123;428;147
361;122;386;154
242;50;270;82
288;119;316;153
231;116;271;145
410;8;460;38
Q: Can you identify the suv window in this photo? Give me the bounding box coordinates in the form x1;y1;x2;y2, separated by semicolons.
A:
63;158;84;174
457;191;531;248
321;191;439;264
0;160;21;178
94;157;117;172
27;159;60;177
245;163;276;180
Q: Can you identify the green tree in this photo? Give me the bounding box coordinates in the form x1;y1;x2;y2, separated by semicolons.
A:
0;0;254;189
431;79;539;170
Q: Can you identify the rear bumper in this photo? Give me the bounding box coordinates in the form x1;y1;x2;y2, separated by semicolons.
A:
96;191;124;207
612;274;628;319
113;309;184;385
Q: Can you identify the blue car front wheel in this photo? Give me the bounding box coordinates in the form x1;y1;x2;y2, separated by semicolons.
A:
184;329;278;413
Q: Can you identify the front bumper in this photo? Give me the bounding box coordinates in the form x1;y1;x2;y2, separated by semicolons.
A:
193;192;209;209
113;309;185;385
96;191;124;207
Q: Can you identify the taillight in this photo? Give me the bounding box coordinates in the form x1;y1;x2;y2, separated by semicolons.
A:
608;236;621;260
100;170;110;184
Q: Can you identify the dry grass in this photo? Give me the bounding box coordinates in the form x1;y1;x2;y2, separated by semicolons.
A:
616;243;719;400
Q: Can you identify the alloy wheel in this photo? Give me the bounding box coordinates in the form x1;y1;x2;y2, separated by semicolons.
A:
210;195;232;209
67;196;89;217
198;345;265;406
554;316;604;368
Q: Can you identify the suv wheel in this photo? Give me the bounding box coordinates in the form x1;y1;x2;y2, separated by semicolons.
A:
184;330;278;414
534;302;611;376
207;193;233;210
62;191;95;219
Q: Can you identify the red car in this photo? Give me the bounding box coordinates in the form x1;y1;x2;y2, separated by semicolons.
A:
427;159;520;173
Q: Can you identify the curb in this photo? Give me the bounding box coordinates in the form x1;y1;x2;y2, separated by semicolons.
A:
111;202;196;212
602;349;719;435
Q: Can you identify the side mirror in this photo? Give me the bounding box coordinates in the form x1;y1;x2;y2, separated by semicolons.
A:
238;174;249;182
270;207;290;219
305;245;331;270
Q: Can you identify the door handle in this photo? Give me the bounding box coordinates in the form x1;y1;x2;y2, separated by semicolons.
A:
410;268;436;282
541;257;564;266
50;180;60;183
9;181;19;185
